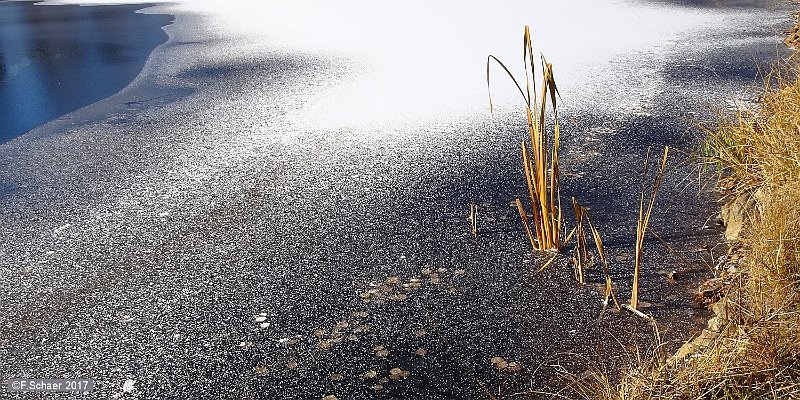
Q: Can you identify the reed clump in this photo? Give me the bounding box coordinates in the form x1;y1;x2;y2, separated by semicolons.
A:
487;26;634;314
488;25;563;251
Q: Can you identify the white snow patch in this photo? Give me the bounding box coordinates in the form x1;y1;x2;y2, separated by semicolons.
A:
122;379;136;393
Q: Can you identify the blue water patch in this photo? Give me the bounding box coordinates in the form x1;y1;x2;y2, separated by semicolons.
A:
0;1;173;143
0;182;12;198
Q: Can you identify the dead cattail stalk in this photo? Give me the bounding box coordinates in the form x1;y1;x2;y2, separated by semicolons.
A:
623;304;654;321
515;198;536;249
631;146;670;310
469;203;478;237
572;197;589;284
569;198;620;310
585;208;621;312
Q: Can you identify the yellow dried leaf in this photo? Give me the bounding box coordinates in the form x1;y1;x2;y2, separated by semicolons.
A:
334;320;349;330
363;370;378;379
373;345;389;357
507;362;523;372
389;293;408;301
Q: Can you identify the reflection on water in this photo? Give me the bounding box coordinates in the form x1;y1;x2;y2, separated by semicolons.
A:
0;1;172;143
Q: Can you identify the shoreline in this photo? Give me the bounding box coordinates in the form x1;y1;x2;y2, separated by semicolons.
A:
0;1;174;144
572;9;800;398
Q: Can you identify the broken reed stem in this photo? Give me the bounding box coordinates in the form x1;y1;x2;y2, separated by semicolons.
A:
632;148;652;310
585;208;621;311
469;203;478;238
623;304;653;321
572;197;588;284
515;198;536;249
631;146;670;309
488;25;563;252
537;253;559;273
572;197;621;310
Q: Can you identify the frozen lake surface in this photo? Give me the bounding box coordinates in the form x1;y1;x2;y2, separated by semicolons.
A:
0;0;793;398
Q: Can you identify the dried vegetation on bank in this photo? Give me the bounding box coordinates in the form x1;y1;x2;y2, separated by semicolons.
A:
567;21;800;400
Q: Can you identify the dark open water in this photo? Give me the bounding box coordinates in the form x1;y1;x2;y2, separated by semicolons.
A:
0;1;172;143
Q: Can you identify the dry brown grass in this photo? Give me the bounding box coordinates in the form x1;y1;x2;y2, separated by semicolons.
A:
561;59;800;400
785;11;800;51
703;66;800;194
